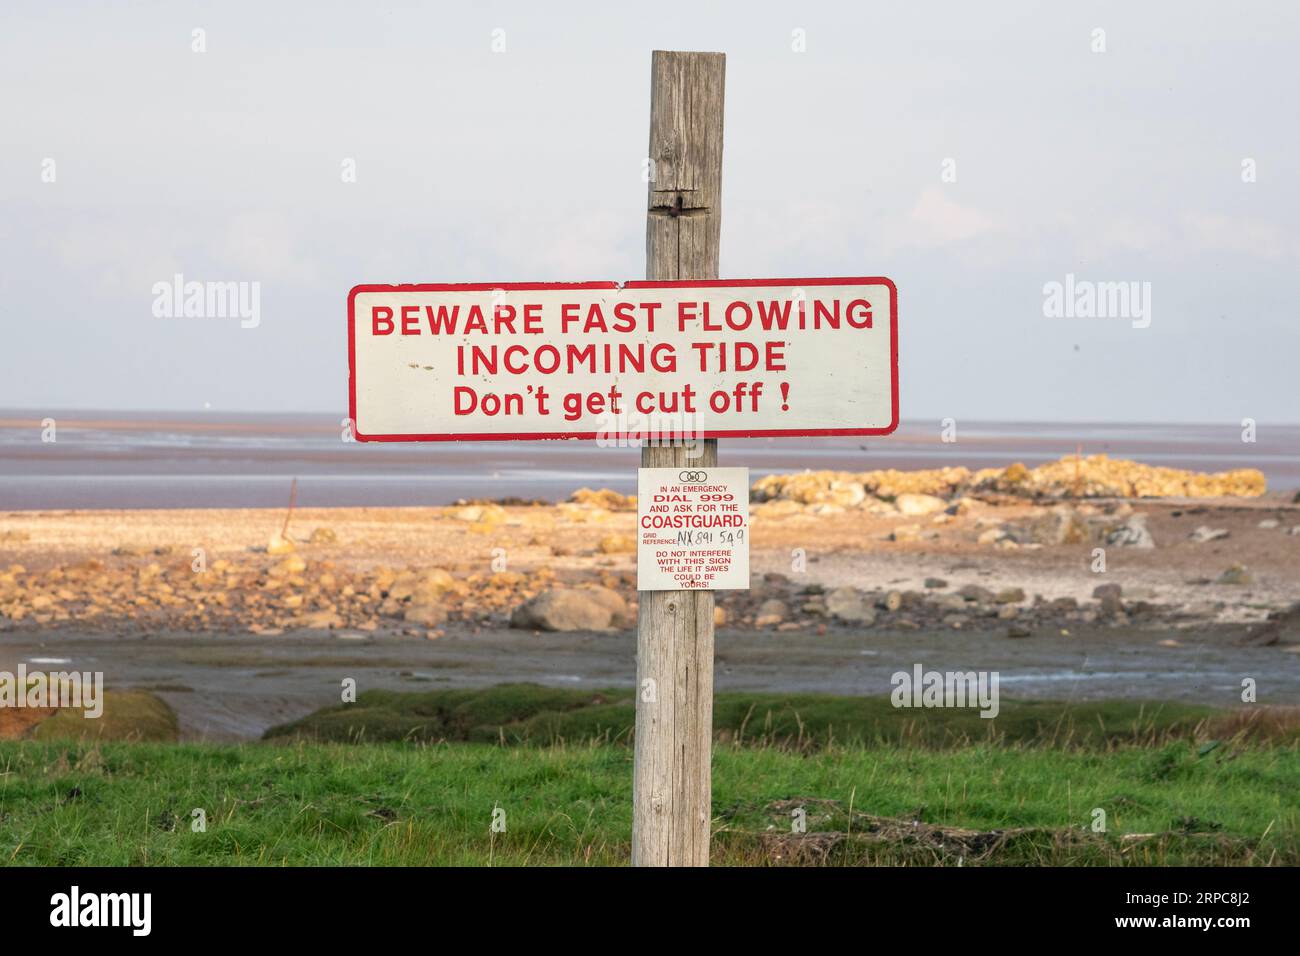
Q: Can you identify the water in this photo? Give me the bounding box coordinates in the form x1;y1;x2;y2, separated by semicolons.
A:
1;409;1296;510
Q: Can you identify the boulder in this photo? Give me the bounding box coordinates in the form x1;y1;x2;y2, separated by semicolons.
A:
754;599;789;628
267;534;296;555
569;488;637;511
825;587;876;624
1216;564;1252;586
1189;526;1229;543
510;587;628;631
404;603;448;627
597;534;636;554
895;493;946;516
1106;514;1155;549
300;609;344;629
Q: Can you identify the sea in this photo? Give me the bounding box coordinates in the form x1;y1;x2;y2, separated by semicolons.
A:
1;410;1297;510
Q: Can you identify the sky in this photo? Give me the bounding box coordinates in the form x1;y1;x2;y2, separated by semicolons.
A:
1;0;1297;424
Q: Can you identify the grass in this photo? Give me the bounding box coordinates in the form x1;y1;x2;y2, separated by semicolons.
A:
2;686;1295;866
31;690;179;743
263;683;1300;749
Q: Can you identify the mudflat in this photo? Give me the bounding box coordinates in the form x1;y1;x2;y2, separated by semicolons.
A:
2;479;1297;740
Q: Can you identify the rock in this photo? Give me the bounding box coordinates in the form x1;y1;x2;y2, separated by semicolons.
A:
882;590;904;612
453;504;506;523
997;605;1019;619
1025;507;1089;545
824;587;876;624
1092;583;1122;601
1234;604;1300;647
995;587;1025;604
300;609;344;629
420;568;456;592
754;599;789;628
1006;625;1031;638
112;545;148;557
889;524;924;543
1258;519;1279;530
275;554;307;576
1106;514;1155;549
568;488;637;511
957;584;995;603
1288;526;1300;536
579;586;632;626
309;527;338;545
974;454;1265;498
1097;592;1124;618
753;500;803;518
934;594;967;612
403;603;447;627
713;606;727;627
976;527;1008;546
510;587;628;632
267;534;296;555
1189;526;1229;543
1215;564;1252;586
597;534;636;554
895;493;946;516
924;577;948;589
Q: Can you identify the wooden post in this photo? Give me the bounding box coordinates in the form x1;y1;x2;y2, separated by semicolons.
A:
633;50;725;867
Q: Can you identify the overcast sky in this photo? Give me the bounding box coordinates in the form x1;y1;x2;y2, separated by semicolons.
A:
2;0;1296;424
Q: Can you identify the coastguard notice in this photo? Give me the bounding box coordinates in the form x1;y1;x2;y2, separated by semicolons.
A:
637;467;749;591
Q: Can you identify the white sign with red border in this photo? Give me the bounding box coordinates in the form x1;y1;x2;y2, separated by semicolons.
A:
637;467;749;591
348;277;897;442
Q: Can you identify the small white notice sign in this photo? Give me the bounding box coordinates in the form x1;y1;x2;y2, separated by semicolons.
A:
637;467;749;591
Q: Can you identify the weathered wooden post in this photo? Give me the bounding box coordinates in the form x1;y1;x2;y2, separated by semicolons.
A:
633;50;725;867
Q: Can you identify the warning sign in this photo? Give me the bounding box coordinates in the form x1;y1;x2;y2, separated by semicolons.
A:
348;277;897;442
637;467;749;591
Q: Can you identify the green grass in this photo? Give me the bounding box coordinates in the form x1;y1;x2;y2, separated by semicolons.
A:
0;738;1294;866
4;686;1295;866
263;684;1300;749
31;690;179;743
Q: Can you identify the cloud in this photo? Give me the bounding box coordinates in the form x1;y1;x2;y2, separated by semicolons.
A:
901;187;997;246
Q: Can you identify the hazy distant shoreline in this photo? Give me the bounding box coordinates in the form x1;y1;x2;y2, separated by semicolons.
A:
2;410;1297;510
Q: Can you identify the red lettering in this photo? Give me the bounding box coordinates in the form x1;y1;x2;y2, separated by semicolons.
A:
846;298;873;328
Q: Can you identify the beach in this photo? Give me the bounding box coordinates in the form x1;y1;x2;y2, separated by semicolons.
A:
2;466;1297;740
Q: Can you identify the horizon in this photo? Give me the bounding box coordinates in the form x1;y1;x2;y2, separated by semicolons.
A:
2;406;1299;430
